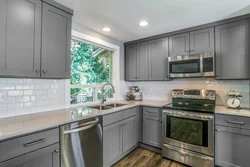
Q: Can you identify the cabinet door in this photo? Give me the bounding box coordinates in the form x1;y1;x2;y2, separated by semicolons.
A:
103;121;123;166
215;126;250;167
125;44;137;81
190;27;214;54
215;20;250;79
0;0;41;77
136;42;149;80
122;116;139;153
169;32;190;57
0;144;59;167
148;37;169;80
41;3;72;79
143;115;162;148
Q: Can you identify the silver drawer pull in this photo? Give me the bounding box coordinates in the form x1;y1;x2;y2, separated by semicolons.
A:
23;138;46;147
226;120;245;125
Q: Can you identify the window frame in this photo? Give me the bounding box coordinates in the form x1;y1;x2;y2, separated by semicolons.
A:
69;37;115;107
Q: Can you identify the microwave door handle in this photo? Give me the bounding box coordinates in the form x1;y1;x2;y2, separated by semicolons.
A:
200;55;203;75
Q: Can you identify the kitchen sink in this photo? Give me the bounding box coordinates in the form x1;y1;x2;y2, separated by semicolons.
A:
88;103;127;110
105;103;127;108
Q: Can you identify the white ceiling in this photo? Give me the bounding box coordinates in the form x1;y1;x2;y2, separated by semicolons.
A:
55;0;250;42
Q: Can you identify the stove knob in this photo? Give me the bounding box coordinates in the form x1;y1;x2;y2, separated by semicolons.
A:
210;92;214;96
205;92;209;96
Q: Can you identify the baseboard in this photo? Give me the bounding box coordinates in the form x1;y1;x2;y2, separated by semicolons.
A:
138;142;162;154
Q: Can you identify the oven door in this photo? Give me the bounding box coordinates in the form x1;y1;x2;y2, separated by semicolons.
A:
162;109;214;156
168;55;202;78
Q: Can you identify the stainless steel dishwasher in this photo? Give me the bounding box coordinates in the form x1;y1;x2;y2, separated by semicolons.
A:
60;116;102;167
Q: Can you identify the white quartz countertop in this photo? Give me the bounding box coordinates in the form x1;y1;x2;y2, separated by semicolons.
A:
215;106;250;117
0;100;170;141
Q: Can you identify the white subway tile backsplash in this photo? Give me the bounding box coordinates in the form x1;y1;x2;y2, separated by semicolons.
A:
0;78;66;118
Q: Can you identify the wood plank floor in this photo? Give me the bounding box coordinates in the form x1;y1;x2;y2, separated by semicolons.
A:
112;148;188;167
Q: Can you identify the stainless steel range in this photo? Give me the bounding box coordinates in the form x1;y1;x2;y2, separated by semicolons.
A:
162;89;216;167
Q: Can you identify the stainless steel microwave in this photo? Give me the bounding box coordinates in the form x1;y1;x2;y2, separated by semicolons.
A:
168;52;215;78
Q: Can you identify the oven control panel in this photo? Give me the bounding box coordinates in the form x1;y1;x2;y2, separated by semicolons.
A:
172;89;216;100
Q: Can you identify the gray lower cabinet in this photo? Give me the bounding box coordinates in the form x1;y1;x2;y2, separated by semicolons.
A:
189;27;214;54
125;44;137;81
103;108;139;167
169;32;190;57
143;114;162;148
41;2;72;79
215;19;250;79
215;125;250;167
0;0;41;78
148;37;169;80
0;144;59;167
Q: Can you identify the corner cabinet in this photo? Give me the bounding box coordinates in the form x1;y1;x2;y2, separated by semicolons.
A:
0;0;73;79
215;20;250;79
41;2;72;79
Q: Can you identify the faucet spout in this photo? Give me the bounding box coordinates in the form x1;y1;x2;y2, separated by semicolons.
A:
101;84;115;104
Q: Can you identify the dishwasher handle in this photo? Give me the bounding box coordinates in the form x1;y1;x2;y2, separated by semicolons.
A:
64;118;99;134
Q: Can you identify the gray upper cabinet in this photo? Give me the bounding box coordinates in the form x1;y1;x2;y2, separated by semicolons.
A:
136;42;149;80
215;20;250;79
0;0;41;78
41;2;72;79
125;44;137;81
148;37;169;80
189;27;214;54
169;32;189;57
215;125;250;167
0;144;59;167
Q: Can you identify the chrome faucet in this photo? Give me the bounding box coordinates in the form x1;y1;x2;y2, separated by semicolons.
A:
101;84;115;104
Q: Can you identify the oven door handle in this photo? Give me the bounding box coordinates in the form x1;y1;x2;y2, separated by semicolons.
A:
163;144;213;161
163;112;214;121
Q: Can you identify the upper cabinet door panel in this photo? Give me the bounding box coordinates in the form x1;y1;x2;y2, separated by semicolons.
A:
0;0;6;72
190;27;214;54
125;44;137;81
148;37;169;80
41;3;72;79
136;42;148;80
215;20;250;79
169;32;189;57
3;0;41;77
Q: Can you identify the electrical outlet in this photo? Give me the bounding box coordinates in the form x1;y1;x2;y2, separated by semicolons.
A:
0;92;7;102
37;91;49;99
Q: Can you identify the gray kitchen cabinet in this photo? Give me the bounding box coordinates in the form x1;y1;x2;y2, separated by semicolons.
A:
122;116;139;153
190;27;214;54
136;42;149;80
148;37;169;80
169;32;190;57
0;0;42;78
215;20;250;79
143;114;162;148
125;44;137;81
41;2;72;79
0;144;59;167
215;125;250;167
103;121;123;166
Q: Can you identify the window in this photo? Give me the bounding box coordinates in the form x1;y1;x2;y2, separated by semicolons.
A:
70;39;114;105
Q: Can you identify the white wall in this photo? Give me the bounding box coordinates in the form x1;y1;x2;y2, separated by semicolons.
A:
125;79;250;108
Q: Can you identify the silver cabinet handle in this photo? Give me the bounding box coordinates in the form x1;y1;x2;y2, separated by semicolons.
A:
23;138;46;147
217;74;219;76
35;69;40;73
54;149;59;153
64;119;99;134
42;70;47;73
226;120;245;125
215;129;220;132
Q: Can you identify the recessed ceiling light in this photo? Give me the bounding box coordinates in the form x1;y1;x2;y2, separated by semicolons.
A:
102;27;111;32
139;21;148;27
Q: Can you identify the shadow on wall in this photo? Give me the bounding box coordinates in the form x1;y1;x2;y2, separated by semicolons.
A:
226;5;250;18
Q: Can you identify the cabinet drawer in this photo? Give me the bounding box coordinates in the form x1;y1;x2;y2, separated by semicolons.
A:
122;107;138;119
143;107;162;117
0;128;59;162
215;114;250;129
103;111;123;126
